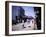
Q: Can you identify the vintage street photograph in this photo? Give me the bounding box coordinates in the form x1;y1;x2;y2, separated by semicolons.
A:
12;6;41;31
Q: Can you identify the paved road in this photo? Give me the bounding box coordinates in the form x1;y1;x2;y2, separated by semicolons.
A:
12;20;37;31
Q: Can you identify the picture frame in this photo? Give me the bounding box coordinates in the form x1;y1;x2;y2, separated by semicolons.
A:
5;1;45;36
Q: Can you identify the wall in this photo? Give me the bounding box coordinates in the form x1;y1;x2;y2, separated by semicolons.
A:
0;0;46;37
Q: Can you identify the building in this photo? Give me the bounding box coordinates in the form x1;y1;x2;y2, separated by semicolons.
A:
12;6;25;24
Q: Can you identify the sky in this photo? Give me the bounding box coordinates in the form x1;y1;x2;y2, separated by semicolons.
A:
22;6;36;18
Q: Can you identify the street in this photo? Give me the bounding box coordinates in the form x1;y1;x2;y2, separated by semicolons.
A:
12;19;37;31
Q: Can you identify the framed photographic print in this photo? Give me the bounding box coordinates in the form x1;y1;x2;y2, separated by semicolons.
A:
5;1;45;36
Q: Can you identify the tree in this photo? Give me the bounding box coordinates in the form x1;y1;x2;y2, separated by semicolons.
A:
34;7;41;30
